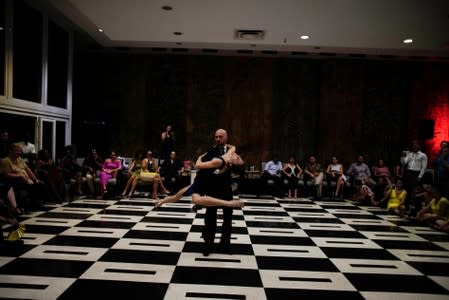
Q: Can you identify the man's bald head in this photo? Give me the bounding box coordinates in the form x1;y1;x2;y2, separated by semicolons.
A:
215;129;228;145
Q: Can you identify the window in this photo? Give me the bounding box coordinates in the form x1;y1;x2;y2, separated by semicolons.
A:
0;0;5;95
47;20;69;108
12;0;43;102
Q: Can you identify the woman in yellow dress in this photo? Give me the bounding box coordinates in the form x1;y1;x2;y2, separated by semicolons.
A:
121;150;145;198
386;178;407;216
416;186;449;226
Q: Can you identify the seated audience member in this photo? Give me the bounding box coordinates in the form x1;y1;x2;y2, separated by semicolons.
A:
142;150;169;199
97;150;122;199
0;143;46;211
35;149;66;203
17;133;36;167
261;154;284;197
304;155;324;199
82;149;104;196
121;150;145;198
351;179;376;206
346;155;375;188
326;156;344;198
384;177;407;216
434;218;449;233
282;155;303;198
60;145;83;196
144;151;158;173
159;151;184;192
434;144;449;198
371;176;389;208
372;159;391;182
415;186;449;226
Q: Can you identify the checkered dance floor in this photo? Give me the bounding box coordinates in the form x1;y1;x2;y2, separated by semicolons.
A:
1;196;449;299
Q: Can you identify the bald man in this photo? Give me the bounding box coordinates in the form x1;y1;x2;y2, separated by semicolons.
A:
201;129;239;256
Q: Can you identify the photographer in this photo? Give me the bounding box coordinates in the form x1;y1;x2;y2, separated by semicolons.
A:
161;125;175;160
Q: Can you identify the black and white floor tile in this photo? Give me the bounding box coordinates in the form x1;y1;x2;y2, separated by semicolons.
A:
1;195;449;299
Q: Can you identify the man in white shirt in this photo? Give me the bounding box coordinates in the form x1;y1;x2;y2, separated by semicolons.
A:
401;140;428;212
261;155;284;197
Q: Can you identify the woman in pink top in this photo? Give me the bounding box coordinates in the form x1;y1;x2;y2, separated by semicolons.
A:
98;150;122;198
372;159;391;182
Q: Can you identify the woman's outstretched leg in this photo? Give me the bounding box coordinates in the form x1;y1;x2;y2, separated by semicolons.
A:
192;193;244;208
154;185;191;208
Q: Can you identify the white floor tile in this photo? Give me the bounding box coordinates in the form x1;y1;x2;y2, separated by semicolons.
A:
259;270;356;291
186;232;251;244
50;206;103;215
360;231;427;241
252;244;327;258
112;238;185;252
311;237;382;249
22;217;83;227
164;283;267;300
0;275;75;300
132;222;192;232
0;257;14;268
80;261;175;283
330;258;422;275
21;233;55;245
361;292;449;300
61;226;129;238
299;223;355;231
388;249;449;263
87;214;144;223
20;245;108;261
429;276;449;291
340;218;396;226
176;252;258;269
247;227;307;237
244;215;296;223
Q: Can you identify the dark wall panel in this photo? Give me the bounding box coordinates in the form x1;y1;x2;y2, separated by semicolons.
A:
72;51;449;169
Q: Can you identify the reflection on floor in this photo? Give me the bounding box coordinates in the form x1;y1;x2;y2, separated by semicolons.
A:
1;195;449;299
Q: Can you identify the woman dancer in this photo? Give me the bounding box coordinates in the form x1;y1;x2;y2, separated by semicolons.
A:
154;145;244;208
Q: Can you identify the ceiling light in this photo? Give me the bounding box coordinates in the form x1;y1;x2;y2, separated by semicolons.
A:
300;35;309;40
98;28;103;33
403;38;413;44
162;5;173;11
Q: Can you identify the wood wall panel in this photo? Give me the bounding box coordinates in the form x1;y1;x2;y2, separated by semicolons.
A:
318;60;364;166
73;51;449;170
273;59;321;165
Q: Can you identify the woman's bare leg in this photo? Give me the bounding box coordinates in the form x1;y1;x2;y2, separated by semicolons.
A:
154;185;191;208
128;176;139;197
155;174;170;194
7;187;22;214
192;193;244;208
151;178;160;199
122;176;132;197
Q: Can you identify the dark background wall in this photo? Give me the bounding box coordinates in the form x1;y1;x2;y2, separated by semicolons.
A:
73;51;449;169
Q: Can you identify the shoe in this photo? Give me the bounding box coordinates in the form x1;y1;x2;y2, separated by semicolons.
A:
154;200;163;209
202;244;213;256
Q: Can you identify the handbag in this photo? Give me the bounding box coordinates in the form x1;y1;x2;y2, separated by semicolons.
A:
140;171;157;182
